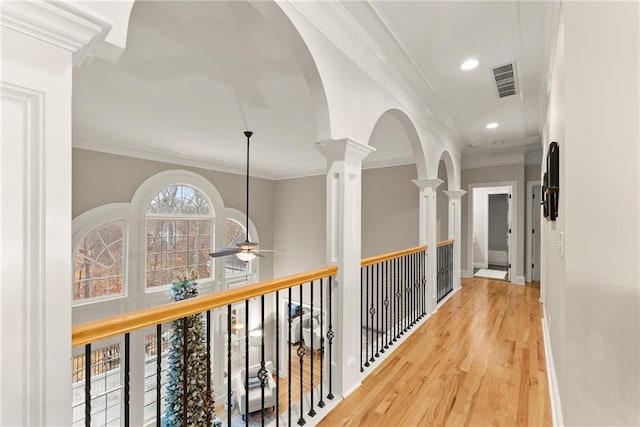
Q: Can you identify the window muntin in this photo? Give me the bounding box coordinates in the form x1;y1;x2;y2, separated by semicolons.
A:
73;220;125;302
145;185;213;288
225;218;250;276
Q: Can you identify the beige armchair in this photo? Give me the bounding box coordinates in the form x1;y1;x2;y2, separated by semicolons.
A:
234;360;276;419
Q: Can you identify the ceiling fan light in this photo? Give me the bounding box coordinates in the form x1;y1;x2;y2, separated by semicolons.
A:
236;251;256;262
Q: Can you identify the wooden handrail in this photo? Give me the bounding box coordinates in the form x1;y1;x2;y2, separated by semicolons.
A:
436;239;455;248
361;245;428;267
72;265;337;347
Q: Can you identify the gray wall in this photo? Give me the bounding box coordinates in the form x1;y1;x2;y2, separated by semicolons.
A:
272;174;326;278
361;164;419;258
488;194;508;252
543;3;639;425
73;148;275;280
461;163;525;279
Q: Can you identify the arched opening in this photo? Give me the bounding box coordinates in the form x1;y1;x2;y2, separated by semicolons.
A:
362;109;425;258
436;150;456;242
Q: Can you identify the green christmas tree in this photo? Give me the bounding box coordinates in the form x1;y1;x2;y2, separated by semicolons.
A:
164;272;217;426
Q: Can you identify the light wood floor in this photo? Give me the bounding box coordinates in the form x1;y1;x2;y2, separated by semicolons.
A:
319;277;552;426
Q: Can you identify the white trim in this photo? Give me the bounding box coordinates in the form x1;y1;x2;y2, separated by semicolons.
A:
542;309;564;426
461;269;471;278
514;275;526;285
467;181;518;285
0;1;112;65
74;135;276;180
526;181;542;283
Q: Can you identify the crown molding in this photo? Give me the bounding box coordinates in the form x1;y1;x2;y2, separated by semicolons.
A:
1;0;111;64
73;133;276;180
281;0;462;152
462;151;525;170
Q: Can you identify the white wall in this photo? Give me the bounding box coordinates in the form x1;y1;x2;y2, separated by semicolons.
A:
472;189;488;267
542;3;640;425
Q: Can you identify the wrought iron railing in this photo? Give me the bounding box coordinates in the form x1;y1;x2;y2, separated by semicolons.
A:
72;266;337;427
359;245;427;372
436;240;454;303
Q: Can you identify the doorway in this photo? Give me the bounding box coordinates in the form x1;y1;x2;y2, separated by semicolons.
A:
468;182;517;283
526;181;542;282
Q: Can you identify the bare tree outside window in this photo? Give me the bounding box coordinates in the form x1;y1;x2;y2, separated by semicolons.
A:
73;220;124;301
224;218;250;276
146;185;213;288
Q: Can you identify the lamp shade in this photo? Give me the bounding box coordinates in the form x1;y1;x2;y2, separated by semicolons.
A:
236;251;256;262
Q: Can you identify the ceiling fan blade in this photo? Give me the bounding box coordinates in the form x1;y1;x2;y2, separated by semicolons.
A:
249;250;266;258
209;248;241;258
253;249;285;253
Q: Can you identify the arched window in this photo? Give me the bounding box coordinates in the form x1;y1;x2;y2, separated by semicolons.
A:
145;184;213;288
73;220;125;302
224;218;250;277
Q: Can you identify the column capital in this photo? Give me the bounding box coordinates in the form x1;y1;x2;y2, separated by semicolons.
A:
315;138;375;166
444;190;467;201
412;178;443;191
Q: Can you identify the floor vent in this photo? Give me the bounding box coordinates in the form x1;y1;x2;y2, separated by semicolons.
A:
492;62;517;98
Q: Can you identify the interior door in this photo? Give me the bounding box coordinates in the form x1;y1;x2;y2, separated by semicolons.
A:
506;191;512;282
532;185;542;281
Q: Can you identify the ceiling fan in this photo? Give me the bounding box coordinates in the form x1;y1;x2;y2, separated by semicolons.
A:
209;131;280;262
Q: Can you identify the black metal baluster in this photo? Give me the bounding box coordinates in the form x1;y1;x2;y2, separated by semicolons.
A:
360;267;364;372
364;265;370;367
401;255;406;335
371;263;380;359
298;284;306;425
394;257;400;341
182;318;188;427
309;280;316;417
260;295;266;426
369;264;375;363
206;311;212;427
384;260;389;350
276;290;280;427
245;300;249;427
413;252;417;325
227;305;232;427
327;275;334;400
156;324;162;427
318;278;326;409
288;288;292;427
409;253;414;327
84;344;91;427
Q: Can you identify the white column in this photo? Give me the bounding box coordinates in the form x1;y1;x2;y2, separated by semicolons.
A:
0;4;115;425
444;190;466;291
413;179;443;314
316;138;374;398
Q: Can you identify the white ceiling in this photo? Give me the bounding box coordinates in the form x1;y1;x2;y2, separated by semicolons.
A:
73;1;552;178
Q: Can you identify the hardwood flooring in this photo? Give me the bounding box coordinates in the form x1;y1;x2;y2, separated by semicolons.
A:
318;277;551;427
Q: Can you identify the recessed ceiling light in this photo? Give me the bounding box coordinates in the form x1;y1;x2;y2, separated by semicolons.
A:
460;59;479;70
486;122;499;129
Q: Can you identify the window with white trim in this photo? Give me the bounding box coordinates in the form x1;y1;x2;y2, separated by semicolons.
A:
73;220;125;302
224;218;250;277
145;185;214;288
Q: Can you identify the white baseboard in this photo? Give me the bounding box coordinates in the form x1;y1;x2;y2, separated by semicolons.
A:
474;262;488;269
513;275;525;285
542;309;564;426
461;269;471;278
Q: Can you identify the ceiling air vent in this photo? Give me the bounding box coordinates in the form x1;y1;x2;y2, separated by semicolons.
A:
492;62;517;98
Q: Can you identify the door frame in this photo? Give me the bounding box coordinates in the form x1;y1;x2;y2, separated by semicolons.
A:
526;180;542;283
467;181;518;284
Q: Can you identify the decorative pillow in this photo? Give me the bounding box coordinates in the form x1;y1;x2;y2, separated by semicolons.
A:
247;376;261;389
